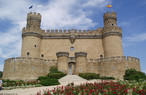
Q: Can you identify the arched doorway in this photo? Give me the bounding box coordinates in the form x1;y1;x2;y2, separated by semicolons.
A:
68;62;75;75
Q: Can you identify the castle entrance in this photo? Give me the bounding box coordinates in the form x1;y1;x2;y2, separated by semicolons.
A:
68;62;75;75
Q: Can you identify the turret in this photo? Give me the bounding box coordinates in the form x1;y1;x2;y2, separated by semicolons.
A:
75;52;87;74
103;11;123;57
26;12;41;30
21;12;42;58
56;52;69;74
104;11;117;27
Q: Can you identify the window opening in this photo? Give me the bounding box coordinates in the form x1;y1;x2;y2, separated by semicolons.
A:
71;47;74;51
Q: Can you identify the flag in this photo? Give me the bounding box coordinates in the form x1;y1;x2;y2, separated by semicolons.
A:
29;5;33;9
107;5;112;8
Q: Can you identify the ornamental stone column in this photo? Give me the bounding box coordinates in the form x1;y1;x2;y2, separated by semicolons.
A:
75;52;87;75
56;52;69;74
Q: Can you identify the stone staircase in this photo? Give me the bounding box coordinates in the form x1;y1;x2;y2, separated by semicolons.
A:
59;75;87;85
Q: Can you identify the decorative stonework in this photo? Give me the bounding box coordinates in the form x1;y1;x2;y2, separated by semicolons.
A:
102;32;122;38
56;52;69;57
75;52;87;57
23;32;122;39
69;33;76;44
22;32;42;38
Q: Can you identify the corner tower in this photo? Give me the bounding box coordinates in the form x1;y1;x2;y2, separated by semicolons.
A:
103;11;123;57
21;12;42;58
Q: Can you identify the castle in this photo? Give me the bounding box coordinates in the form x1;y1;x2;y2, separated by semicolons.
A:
2;11;141;80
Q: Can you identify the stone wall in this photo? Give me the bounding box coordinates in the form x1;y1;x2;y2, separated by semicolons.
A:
2;57;57;81
87;56;140;79
40;39;104;60
2;56;140;80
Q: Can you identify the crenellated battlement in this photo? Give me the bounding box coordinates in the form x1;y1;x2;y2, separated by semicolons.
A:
27;12;41;21
22;27;42;34
41;29;102;35
104;11;117;21
5;57;57;63
22;28;103;38
87;56;140;63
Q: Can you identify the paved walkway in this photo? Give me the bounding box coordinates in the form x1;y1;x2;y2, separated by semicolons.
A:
0;75;106;95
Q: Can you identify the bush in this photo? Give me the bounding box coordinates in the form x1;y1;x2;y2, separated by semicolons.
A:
37;76;48;81
49;66;61;73
39;77;60;86
47;72;66;79
100;76;115;80
124;69;146;81
79;73;100;80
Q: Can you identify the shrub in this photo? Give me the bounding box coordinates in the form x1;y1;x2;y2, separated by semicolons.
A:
124;69;146;81
37;76;48;81
100;76;115;80
49;66;61;73
47;72;66;79
79;73;100;80
39;77;60;86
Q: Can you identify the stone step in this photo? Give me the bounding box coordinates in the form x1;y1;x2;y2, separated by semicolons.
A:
59;75;87;83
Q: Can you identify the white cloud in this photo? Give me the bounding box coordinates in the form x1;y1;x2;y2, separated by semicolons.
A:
125;33;146;42
82;0;110;8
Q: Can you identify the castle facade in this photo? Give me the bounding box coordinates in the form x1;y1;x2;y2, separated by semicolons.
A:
2;11;141;80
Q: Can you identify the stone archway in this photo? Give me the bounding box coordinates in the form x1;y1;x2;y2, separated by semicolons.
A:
68;62;75;75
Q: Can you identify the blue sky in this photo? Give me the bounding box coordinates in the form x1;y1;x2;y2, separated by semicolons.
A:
0;0;146;73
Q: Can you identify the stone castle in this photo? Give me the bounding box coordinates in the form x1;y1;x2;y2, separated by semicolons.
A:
2;11;141;80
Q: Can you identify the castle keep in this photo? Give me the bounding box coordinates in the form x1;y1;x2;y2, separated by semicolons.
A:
2;11;141;80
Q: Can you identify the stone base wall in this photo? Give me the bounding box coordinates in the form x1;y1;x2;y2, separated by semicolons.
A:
87;56;140;79
2;56;140;80
2;57;57;81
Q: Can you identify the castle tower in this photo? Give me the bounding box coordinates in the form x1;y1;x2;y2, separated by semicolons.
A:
75;52;87;75
103;11;123;57
56;52;69;74
21;12;42;58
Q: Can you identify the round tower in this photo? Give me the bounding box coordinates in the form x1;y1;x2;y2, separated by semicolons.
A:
56;52;69;74
103;11;123;57
21;12;42;58
75;52;87;75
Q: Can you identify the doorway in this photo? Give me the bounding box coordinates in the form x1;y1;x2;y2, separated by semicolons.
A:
68;62;75;75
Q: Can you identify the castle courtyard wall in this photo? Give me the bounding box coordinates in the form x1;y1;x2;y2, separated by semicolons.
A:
2;57;57;81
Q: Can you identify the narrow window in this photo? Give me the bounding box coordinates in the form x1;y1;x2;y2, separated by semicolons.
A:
41;54;44;57
27;52;30;56
34;45;37;48
71;47;74;51
112;24;114;26
100;55;103;58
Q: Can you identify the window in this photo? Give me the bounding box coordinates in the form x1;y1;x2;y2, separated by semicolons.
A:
41;54;44;57
71;47;74;51
112;24;114;26
34;45;37;48
27;52;30;56
100;55;103;58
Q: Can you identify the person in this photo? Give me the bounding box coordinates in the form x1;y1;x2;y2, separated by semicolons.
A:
0;79;2;91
